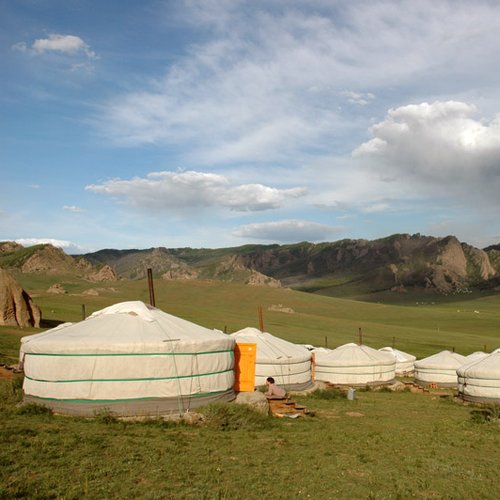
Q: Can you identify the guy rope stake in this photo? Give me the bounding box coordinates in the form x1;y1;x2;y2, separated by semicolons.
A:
358;327;363;346
258;304;264;332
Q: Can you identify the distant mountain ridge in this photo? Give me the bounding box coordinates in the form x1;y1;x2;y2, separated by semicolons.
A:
1;233;499;295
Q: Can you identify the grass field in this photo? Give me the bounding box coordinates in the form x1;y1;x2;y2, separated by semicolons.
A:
2;273;499;365
1;275;500;498
1;378;499;499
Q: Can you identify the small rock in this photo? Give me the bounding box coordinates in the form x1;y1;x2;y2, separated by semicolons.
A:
388;380;406;392
234;391;269;415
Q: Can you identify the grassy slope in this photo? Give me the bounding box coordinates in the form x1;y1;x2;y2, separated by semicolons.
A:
1;273;500;365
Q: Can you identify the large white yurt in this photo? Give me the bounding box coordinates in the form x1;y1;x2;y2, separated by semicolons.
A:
457;352;500;403
230;327;312;390
414;350;466;387
313;343;396;386
378;347;416;376
20;301;235;416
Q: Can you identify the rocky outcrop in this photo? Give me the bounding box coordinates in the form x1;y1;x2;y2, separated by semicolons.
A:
464;246;496;280
268;304;294;313
20;245;75;274
47;283;66;294
75;257;94;273
162;261;199;280
246;270;281;288
0;269;41;327
87;265;118;282
0;241;23;254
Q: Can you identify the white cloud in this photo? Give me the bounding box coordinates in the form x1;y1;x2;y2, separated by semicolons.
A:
353;100;500;204
15;238;88;254
232;219;344;242
86;170;305;213
340;90;375;106
63;205;85;213
363;203;390;214
97;1;500;165
12;33;97;62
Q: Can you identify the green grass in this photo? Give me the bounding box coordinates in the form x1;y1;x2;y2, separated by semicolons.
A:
1;380;500;499
2;276;500;497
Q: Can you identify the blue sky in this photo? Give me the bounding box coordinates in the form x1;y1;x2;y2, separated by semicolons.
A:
2;0;500;253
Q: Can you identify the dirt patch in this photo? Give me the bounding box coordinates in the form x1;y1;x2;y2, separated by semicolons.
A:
316;409;340;419
0;366;15;380
345;412;364;417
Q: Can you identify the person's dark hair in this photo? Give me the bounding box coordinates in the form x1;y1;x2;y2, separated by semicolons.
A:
266;377;275;384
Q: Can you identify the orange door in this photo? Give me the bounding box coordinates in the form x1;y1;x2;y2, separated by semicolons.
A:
234;342;257;392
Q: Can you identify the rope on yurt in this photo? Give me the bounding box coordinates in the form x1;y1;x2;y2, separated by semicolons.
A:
157;320;185;416
185;353;202;413
259;333;289;387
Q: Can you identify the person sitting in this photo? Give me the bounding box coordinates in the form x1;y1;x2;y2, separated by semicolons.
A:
264;377;287;400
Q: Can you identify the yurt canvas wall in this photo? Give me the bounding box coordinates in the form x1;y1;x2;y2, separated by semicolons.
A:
457;352;500;404
414;350;466;387
379;347;416;376
313;343;396;386
230;327;312;390
20;301;235;416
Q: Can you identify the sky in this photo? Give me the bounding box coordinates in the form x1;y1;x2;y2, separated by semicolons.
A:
2;0;500;254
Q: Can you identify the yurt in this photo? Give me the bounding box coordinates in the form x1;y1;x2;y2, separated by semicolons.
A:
414;350;466;387
379;347;416;376
20;301;235;416
464;351;489;363
312;343;396;386
230;327;312;390
457;352;500;403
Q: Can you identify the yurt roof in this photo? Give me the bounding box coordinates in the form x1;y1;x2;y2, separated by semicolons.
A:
231;327;311;364
457;352;500;378
311;347;331;354
464;351;488;362
379;347;416;363
21;301;233;355
314;342;395;366
414;350;466;369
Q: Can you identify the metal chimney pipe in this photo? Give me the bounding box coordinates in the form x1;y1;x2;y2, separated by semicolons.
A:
147;268;156;307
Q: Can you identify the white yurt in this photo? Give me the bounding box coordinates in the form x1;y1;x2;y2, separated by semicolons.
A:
312;343;396;386
414;350;466;387
457;352;500;403
230;327;312;390
378;347;416;376
464;351;489;363
20;301;235;416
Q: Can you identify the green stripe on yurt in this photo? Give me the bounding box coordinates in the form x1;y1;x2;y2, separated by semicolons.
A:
25;368;234;384
315;368;396;375
25;349;233;357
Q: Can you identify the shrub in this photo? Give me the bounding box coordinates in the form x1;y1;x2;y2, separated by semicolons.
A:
305;388;346;400
16;403;53;416
470;405;500;424
94;410;119;424
202;403;273;431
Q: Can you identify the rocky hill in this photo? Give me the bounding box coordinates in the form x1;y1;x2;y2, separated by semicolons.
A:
81;233;499;295
0;243;100;279
1;234;499;295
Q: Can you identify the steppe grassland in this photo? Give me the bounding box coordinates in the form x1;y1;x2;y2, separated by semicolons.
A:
8;272;500;357
1;274;500;498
